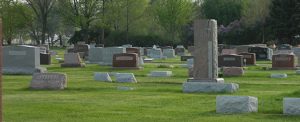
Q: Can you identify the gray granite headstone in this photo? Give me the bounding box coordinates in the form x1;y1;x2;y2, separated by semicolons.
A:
101;47;126;65
283;98;300;115
150;71;172;77
61;53;85;67
183;19;238;93
115;73;137;83
162;49;176;58
216;96;258;114
3;45;47;74
88;47;104;64
148;48;163;59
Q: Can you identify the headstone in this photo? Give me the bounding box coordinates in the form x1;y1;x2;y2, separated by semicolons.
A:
61;53;85;67
40;53;51;65
239;53;256;65
283;98;300;115
30;73;67;90
143;58;153;63
175;45;185;56
162;49;176;58
249;47;273;60
223;67;244;77
150;71;172;77
74;44;89;59
216;96;258;114
278;44;292;50
143;47;152;56
3;45;47;74
39;46;47;54
112;53;141;69
94;72;112;82
101;47;126;65
272;54;297;70
148;48;163;59
293;47;300;66
187;59;194;68
235;45;254;54
181;56;193;61
126;47;140;56
183;19;238;93
115;73;137;83
218;55;243;67
270;73;288;78
221;49;237;55
88;47;104;64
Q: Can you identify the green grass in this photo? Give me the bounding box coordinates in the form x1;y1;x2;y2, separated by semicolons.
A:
4;48;300;122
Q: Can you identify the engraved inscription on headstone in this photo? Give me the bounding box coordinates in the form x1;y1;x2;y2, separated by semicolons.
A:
30;73;67;90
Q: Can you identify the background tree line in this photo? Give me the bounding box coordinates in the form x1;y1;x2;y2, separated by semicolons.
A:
0;0;299;46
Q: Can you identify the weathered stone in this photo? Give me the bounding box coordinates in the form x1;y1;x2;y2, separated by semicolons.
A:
183;82;239;93
283;98;300;115
270;73;288;78
150;71;172;77
115;73;137;83
61;53;85;67
94;72;112;82
183;19;238;93
216;96;258;114
148;48;163;59
30;73;67;90
223;67;244;77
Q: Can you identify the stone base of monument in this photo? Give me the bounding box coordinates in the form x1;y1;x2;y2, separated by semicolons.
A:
3;67;47;75
216;96;258;114
271;67;297;70
61;63;85;67
283;98;300;115
112;67;143;70
183;78;239;93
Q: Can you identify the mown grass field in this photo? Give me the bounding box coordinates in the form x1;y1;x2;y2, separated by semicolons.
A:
3;48;300;122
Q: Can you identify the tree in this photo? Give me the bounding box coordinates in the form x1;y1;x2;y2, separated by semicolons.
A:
26;0;56;44
153;0;195;43
0;1;29;45
201;0;247;26
267;0;300;44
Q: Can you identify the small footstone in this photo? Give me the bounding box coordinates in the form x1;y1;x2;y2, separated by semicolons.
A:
150;71;172;77
270;73;287;78
216;96;258;114
94;72;112;82
283;98;300;115
117;86;135;91
116;73;137;83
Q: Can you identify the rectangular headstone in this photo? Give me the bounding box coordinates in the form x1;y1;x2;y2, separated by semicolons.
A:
30;73;67;90
249;47;273;60
283;98;300;115
162;49;176;58
239;53;256;65
61;53;85;67
112;53;140;69
272;54;297;70
218;55;244;67
3;45;46;74
216;96;258;114
88;47;104;64
102;47;126;65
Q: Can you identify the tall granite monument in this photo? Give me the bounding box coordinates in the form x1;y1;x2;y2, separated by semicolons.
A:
183;19;239;93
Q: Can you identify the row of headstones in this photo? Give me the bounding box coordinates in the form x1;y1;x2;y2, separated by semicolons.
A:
216;96;300;115
30;71;173;89
94;71;172;82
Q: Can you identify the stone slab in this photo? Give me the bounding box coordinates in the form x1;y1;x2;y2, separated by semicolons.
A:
216;96;258;114
223;67;244;77
284;98;300;115
115;73;137;83
30;73;67;90
150;71;172;77
182;82;239;93
270;74;288;78
94;72;112;82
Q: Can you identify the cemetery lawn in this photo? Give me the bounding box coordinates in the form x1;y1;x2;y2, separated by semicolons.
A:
4;48;300;122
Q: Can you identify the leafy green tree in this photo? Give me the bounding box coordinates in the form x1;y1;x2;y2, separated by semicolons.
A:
267;0;300;44
153;0;195;43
